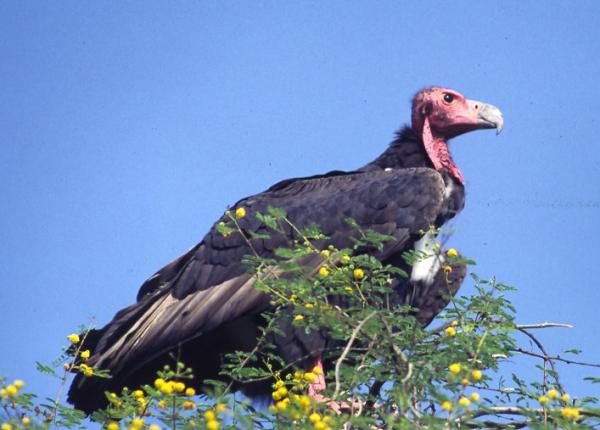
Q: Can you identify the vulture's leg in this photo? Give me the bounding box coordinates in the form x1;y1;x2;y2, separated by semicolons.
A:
307;358;357;414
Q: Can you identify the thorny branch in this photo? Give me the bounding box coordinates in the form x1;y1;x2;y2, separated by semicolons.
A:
333;311;377;399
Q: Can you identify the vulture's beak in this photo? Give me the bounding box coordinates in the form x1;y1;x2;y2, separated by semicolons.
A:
468;100;504;135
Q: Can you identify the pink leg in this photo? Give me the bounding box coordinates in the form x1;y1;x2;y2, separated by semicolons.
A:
307;358;353;414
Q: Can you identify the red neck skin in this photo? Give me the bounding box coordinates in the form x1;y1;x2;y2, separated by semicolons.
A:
421;117;464;185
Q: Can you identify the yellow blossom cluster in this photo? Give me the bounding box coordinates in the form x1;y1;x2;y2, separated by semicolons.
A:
446;364;483;387
539;389;571;406
204;409;221;430
0;379;25;399
130;418;144;430
446;248;459;258
235;207;246;219
445;326;457;337
538;389;579;419
561;407;581;420
67;333;80;344
268;367;334;428
440;391;479;414
79;363;94;377
153;378;188;396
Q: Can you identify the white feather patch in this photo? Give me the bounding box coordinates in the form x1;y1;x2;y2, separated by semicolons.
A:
410;231;445;287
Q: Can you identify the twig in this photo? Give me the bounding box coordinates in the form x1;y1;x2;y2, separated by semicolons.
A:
518;328;565;393
512;348;600;368
333;311;377;399
516;322;573;330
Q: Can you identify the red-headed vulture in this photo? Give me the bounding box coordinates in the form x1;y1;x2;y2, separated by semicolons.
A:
68;87;503;413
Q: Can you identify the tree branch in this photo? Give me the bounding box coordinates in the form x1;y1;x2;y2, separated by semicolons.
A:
333;311;377;399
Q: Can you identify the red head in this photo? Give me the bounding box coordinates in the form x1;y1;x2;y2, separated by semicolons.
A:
411;87;503;184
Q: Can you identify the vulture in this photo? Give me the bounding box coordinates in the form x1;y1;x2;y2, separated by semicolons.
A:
68;87;503;413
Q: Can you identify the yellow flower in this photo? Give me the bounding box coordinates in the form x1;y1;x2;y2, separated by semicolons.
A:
294;315;304;322
235;207;246;219
206;420;220;430
312;365;322;375
67;333;80;344
303;372;316;383
296;394;311;409
173;381;186;392
470;392;480;402
548;389;559;399
154;378;165;388
341;255;351;263
80;350;90;359
276;387;288;398
159;383;173;395
1;424;11;430
81;365;94;377
441;400;453;411
320;250;330;258
157;400;167;409
304;303;314;308
275;400;288;411
183;400;195;410
133;389;144;398
215;403;227;413
442;264;452;274
344;286;352;292
21;417;31;426
353;268;364;279
446;248;459;258
185;387;196;396
131;418;144;429
458;397;470;408
561;393;570;403
318;266;329;277
204;410;216;421
538;395;549;405
309;412;321;423
471;369;482;381
461;378;470;386
149;425;161;430
13;380;24;389
4;385;17;397
314;423;328;430
561;407;580;420
445;327;457;337
450;320;459;327
448;363;461;375
107;423;120;430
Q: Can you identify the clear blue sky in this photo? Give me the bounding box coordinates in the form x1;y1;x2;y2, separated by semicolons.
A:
1;1;599;408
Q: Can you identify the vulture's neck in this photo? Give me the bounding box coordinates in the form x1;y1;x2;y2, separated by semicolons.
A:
361;127;432;171
361;126;463;185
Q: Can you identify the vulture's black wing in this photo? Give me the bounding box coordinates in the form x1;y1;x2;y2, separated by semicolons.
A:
69;167;453;412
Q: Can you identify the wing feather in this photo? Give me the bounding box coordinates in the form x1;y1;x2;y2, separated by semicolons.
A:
80;167;448;398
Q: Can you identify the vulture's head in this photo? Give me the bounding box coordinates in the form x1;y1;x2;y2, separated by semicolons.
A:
410;87;504;183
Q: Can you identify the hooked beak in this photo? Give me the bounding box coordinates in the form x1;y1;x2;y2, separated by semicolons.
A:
469;99;504;135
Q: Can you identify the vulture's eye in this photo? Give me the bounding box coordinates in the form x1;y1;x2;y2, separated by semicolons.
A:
443;93;454;103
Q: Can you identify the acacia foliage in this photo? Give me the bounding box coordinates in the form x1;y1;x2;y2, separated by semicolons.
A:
1;207;599;429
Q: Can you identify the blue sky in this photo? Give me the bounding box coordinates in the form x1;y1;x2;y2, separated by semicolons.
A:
1;1;600;409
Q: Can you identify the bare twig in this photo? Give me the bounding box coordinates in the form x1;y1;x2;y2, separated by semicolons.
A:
516;322;573;330
518;328;565;393
333;311;377;399
512;347;600;368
